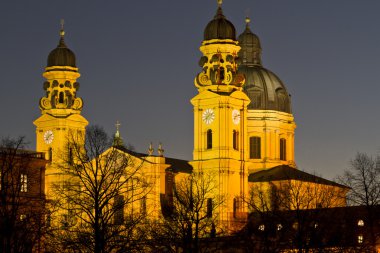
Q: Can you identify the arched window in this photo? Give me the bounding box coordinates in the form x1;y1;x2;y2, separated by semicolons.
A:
206;129;212;149
280;138;286;161
59;92;64;103
207;198;213;218
68;147;73;165
233;198;237;218
233;130;239;150
141;196;147;215
219;67;225;81
113;195;124;225
250;137;261;159
48;147;53;161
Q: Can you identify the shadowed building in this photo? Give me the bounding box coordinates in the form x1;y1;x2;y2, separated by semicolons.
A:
0;149;47;252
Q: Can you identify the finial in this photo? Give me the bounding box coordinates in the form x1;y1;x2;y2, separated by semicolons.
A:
245;16;251;29
158;143;164;157
114;120;121;138
214;0;225;19
245;16;251;25
112;120;125;147
60;19;65;37
148;142;154;156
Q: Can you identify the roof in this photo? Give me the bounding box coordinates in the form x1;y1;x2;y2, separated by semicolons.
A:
114;146;192;174
47;36;76;68
164;157;192;174
237;21;292;113
249;165;349;189
239;65;292;112
203;5;236;41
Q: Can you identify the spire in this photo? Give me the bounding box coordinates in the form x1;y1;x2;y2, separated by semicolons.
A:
113;120;124;147
215;0;225;19
245;16;251;29
58;19;67;48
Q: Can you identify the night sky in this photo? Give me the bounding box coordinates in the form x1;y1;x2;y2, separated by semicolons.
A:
1;1;380;180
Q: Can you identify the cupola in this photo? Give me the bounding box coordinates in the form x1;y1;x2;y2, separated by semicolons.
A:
203;0;236;41
47;21;76;69
238;17;292;113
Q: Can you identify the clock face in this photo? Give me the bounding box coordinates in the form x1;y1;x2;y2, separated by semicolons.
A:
43;130;54;144
202;109;215;125
232;109;241;125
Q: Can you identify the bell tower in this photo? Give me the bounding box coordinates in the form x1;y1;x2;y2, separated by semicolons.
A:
190;1;250;224
33;21;88;193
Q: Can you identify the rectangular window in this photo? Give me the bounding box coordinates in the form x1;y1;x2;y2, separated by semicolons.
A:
280;138;286;161
206;130;212;149
250;137;261;159
358;235;363;244
20;174;27;192
233;198;237;218
113;195;124;225
207;198;213;218
233;131;239;150
141;196;147;216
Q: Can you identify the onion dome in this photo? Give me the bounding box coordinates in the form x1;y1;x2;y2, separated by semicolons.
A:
47;23;76;68
238;17;262;66
204;0;236;41
238;18;292;113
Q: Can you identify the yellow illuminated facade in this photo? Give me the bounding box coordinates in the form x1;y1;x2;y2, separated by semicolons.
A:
32;2;348;233
246;110;296;173
190;3;250;223
33;27;88;196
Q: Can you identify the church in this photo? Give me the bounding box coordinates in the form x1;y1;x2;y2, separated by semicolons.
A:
32;0;348;232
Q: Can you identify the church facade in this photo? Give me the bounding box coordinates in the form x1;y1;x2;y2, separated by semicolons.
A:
33;2;348;232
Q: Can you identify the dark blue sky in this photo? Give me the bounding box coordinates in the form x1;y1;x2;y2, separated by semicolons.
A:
1;1;380;180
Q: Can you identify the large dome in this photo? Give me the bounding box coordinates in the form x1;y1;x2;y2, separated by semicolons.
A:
47;36;76;68
203;5;236;41
238;19;292;113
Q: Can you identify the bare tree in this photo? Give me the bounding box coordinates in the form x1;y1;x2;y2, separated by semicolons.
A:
150;172;224;253
0;136;47;253
338;152;380;252
47;125;149;253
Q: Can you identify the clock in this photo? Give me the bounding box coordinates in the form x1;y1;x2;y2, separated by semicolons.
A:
202;109;215;125
43;130;54;144
232;109;240;125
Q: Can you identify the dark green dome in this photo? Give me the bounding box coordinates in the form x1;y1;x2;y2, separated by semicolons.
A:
239;66;292;113
47;36;76;68
204;6;236;41
238;19;292;113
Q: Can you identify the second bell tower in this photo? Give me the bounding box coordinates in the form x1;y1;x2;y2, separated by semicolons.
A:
190;1;250;224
